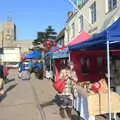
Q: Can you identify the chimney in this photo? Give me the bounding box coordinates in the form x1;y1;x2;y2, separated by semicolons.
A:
67;11;73;19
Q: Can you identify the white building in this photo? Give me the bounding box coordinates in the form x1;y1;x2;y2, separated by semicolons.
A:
65;0;120;45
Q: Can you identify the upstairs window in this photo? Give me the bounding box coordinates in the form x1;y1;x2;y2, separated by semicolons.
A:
72;23;75;38
108;0;117;11
79;15;84;32
90;2;96;24
67;30;70;42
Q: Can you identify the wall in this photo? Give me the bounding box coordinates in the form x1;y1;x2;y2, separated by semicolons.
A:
65;0;120;45
70;50;106;82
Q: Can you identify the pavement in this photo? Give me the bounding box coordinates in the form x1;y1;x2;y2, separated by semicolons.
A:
0;69;78;120
1;69;119;120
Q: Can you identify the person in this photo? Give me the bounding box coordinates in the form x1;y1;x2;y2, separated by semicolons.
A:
3;63;9;84
28;60;33;72
19;61;31;80
58;62;78;119
18;61;25;78
0;61;5;96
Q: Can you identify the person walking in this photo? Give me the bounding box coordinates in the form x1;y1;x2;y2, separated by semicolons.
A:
3;63;9;84
0;61;5;96
58;62;78;119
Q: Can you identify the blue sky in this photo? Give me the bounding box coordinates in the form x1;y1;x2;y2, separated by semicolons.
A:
0;0;72;40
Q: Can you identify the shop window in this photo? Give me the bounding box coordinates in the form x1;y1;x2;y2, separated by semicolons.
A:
97;56;106;73
81;57;90;74
97;56;103;67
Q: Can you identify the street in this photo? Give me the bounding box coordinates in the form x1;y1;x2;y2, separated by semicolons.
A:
1;69;119;120
0;69;62;120
0;69;78;120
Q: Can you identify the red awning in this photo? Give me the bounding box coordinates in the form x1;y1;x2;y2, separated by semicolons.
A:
68;32;92;46
54;32;91;52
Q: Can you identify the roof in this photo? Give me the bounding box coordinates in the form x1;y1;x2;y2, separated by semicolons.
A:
68;32;91;46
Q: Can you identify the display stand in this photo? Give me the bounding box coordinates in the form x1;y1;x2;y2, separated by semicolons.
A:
73;85;120;120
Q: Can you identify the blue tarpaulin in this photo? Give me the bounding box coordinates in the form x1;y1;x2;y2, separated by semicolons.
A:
52;47;69;59
69;18;120;51
24;50;41;59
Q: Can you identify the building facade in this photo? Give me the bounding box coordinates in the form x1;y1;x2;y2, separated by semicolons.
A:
15;40;33;54
0;19;33;53
56;28;65;46
0;19;16;47
64;0;120;45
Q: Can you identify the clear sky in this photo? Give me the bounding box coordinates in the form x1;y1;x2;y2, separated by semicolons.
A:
0;0;72;40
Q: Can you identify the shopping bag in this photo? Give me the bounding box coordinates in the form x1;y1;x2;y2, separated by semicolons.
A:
53;79;65;93
53;67;65;93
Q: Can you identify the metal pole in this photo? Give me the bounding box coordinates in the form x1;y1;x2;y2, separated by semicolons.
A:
68;52;71;62
42;51;45;71
106;40;111;120
50;55;51;71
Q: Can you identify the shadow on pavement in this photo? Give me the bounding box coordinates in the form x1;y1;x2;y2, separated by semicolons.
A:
40;100;54;108
0;83;18;102
40;94;61;108
71;114;79;120
5;78;15;84
5;83;18;93
0;94;6;102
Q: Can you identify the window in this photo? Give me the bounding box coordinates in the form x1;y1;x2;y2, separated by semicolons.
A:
108;0;117;11
6;29;10;34
72;23;75;38
97;57;103;67
90;2;96;24
81;57;90;74
97;56;107;73
67;30;70;42
77;0;88;9
79;15;84;32
60;39;64;46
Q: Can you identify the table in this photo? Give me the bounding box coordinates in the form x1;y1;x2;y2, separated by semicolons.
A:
73;85;120;120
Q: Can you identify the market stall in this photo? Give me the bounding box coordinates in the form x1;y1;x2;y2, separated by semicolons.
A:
52;32;91;74
69;18;120;120
74;85;120;120
24;50;41;59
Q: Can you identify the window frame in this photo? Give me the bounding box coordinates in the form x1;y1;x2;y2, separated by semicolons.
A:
90;2;96;24
79;15;84;32
80;57;90;74
71;22;75;38
106;0;117;13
